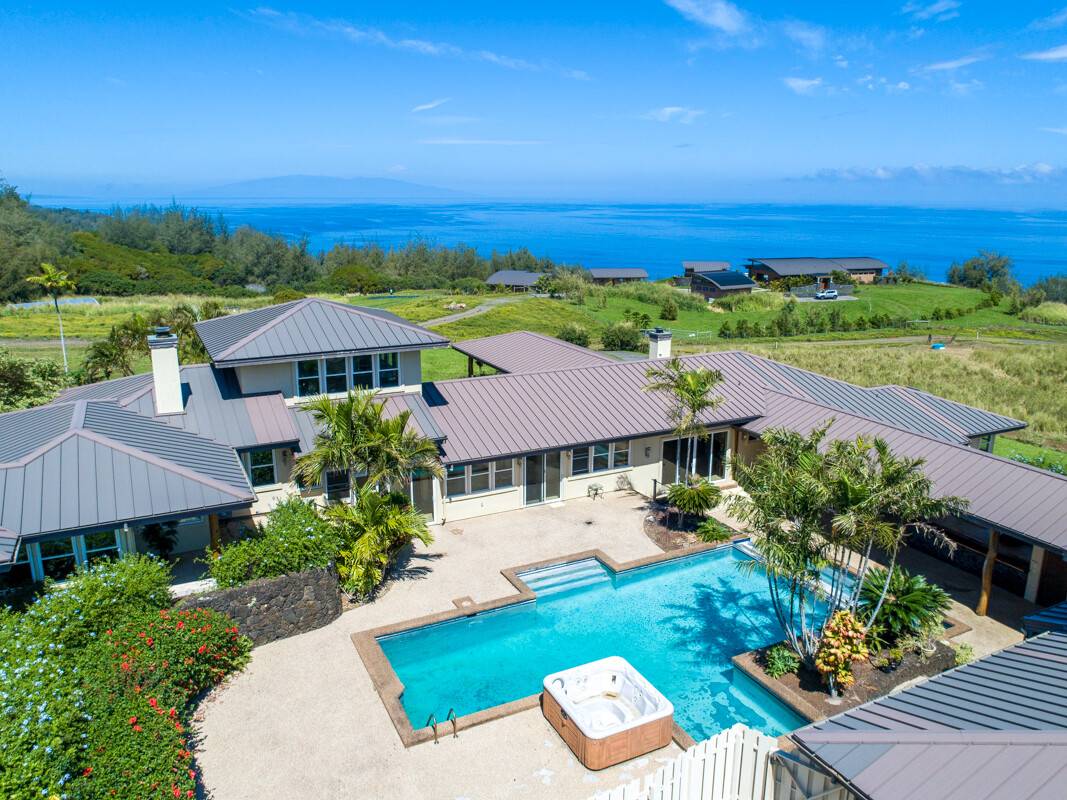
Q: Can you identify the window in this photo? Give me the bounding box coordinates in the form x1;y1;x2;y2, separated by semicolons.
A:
324;357;348;394
296;359;321;396
571;448;590;475
352;355;374;389
378;352;400;388
446;464;467;498
83;530;121;565
612;440;630;468
592;444;610;472
470;461;491;493
0;544;33;591
245;450;277;487
493;459;514;488
39;538;77;581
325;470;350;502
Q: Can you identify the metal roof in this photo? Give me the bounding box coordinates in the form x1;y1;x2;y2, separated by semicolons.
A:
424;351;766;464
59;365;300;450
588;268;648;280
793;633;1067;800
290;392;446;454
484;270;542;287
0;527;19;566
747;257;889;277
695;271;757;289
0;400;253;541
451;331;616;374
742;391;1067;551
683;261;730;273
1025;601;1067;637
194;298;449;366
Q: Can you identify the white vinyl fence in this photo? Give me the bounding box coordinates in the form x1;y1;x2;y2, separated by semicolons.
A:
590;725;854;800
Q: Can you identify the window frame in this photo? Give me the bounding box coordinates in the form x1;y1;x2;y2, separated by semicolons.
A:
445;458;516;498
351;354;374;390
293;352;405;398
242;449;279;488
377;352;401;388
570;440;630;477
323;357;348;394
295;359;323;397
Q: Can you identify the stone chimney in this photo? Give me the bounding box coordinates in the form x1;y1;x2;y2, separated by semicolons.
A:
148;326;183;415
648;328;672;359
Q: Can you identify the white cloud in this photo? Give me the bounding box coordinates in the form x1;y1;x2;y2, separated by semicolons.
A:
245;8;588;78
643;106;706;124
920;54;985;71
810;163;1065;185
782;21;826;54
1041;126;1067;135
833;54;849;69
411;98;451;113
1031;8;1067;30
663;0;748;35
902;1;961;22
1021;44;1067;62
948;78;983;95
420;139;545;145
783;77;823;95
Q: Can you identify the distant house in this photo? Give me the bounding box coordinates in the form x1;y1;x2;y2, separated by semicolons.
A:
588;268;648;285
679;261;756;299
682;261;730;277
485;270;542;291
746;257;888;285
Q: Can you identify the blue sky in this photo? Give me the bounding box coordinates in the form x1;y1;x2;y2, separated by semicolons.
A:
3;1;1067;204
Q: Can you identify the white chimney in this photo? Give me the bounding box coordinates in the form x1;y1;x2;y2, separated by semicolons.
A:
148;326;183;415
648;328;672;359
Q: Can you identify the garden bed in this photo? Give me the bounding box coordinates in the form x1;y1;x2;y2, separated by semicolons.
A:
733;638;957;723
642;500;739;551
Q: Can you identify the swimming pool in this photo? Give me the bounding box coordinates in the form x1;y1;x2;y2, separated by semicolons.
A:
377;547;806;741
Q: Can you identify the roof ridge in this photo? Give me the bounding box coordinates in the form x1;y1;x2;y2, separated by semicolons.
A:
760;389;1067;484
308;297;449;338
893;384;1025;427
213;299;307;359
876;385;970;441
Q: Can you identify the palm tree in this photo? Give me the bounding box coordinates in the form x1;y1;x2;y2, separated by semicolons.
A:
324;487;434;597
365;410;444;489
644;357;724;480
25;263;77;373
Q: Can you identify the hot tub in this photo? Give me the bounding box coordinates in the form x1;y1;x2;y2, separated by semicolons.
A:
542;656;674;770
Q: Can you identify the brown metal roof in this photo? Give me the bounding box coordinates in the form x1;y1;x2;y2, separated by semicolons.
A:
451;331;616;374
742;391;1067;550
747;257;889;277
290;392;446;454
588;268;648;280
424;351;766;464
683;261;730;273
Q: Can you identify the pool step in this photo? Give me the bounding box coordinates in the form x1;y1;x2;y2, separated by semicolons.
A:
519;558;611;597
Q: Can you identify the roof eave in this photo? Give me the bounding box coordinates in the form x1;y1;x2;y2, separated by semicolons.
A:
213;340;451;368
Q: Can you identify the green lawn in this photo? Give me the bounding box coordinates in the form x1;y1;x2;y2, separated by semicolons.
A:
993;437;1067;474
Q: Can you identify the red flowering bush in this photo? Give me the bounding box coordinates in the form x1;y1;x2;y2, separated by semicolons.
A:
815;611;869;696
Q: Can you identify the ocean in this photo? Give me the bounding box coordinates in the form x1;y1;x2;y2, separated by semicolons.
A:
41;200;1067;285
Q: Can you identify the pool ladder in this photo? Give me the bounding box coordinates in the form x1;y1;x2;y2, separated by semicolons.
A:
426;708;459;744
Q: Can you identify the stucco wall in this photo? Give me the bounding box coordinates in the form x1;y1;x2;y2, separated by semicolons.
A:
400;350;422;386
236;362;295;397
442;485;524;522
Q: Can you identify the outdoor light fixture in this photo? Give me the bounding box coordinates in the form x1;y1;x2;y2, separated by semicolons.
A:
644;446;652;458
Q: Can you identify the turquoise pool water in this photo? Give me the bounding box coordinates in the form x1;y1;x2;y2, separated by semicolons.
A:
378;547;805;740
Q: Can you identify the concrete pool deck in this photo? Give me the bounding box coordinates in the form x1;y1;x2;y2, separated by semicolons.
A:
196;493;683;800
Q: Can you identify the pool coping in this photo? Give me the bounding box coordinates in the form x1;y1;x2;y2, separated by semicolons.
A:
352;538;744;749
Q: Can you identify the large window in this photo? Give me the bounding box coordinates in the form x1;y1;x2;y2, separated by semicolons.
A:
446;459;516;498
38;538;77;581
378;352;400;388
242;450;277;487
83;530;121;565
295;352;404;397
351;355;374;389
325;470;351;502
323;357;348;394
296;359;321;397
571;440;629;477
661;431;730;484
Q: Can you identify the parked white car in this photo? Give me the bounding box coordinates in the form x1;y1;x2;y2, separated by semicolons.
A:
814;289;839;300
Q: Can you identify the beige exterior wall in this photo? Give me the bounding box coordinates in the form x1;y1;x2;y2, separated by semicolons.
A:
441;485;524;522
400;350;422;387
851;271;878;284
236;362;296;397
734;430;765;467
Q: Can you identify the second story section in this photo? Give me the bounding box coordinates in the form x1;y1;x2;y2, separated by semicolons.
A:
194;298;449;402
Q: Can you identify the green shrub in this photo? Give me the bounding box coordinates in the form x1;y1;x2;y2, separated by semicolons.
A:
666;478;722;526
449;276;485;295
600;321;644;351
272;286;306;303
764;643;801;679
659;297;678;321
696;517;732;544
714;291;785;313
1021;301;1067;326
606;281;706;312
859;566;951;647
953;641;975;666
557;322;591;347
77;268;138;296
209;496;341;588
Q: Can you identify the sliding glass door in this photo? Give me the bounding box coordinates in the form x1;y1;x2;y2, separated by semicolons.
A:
661;431;730;485
524;451;561;505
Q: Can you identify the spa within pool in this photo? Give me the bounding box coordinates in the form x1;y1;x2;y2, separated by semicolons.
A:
378;547;805;740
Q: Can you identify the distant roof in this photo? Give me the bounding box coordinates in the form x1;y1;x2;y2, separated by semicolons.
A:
588;268;648;280
451;331;615;374
0;527;19;566
1025;600;1067;637
695;271;757;290
0;400;253;542
58;365;300;450
683;261;730;273
290;393;446;453
793;633;1067;800
742;391;1067;551
747;257;889;277
194;298;449;367
485;270;542;287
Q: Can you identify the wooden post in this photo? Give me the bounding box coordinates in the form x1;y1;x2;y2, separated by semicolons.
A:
976;528;999;617
208;514;221;555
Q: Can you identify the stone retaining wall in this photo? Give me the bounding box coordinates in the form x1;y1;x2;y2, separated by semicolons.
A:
178;565;341;646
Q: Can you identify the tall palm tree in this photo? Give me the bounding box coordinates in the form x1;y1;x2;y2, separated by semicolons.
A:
365;410;444;489
644;357;724;479
25;263;77;373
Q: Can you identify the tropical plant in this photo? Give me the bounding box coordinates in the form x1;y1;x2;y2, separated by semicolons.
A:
659;297;678;321
25;262;77;372
696;517;732;544
729;426;966;670
325;487;434;597
601;320;644;351
764;643;801;679
859;567;951;647
666;478;722;528
0;347;68;410
557;322;591;347
644;357;724;479
814;611;868;696
953;642;975;666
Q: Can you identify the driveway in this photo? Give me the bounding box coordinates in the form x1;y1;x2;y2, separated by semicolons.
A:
196;493;677;800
